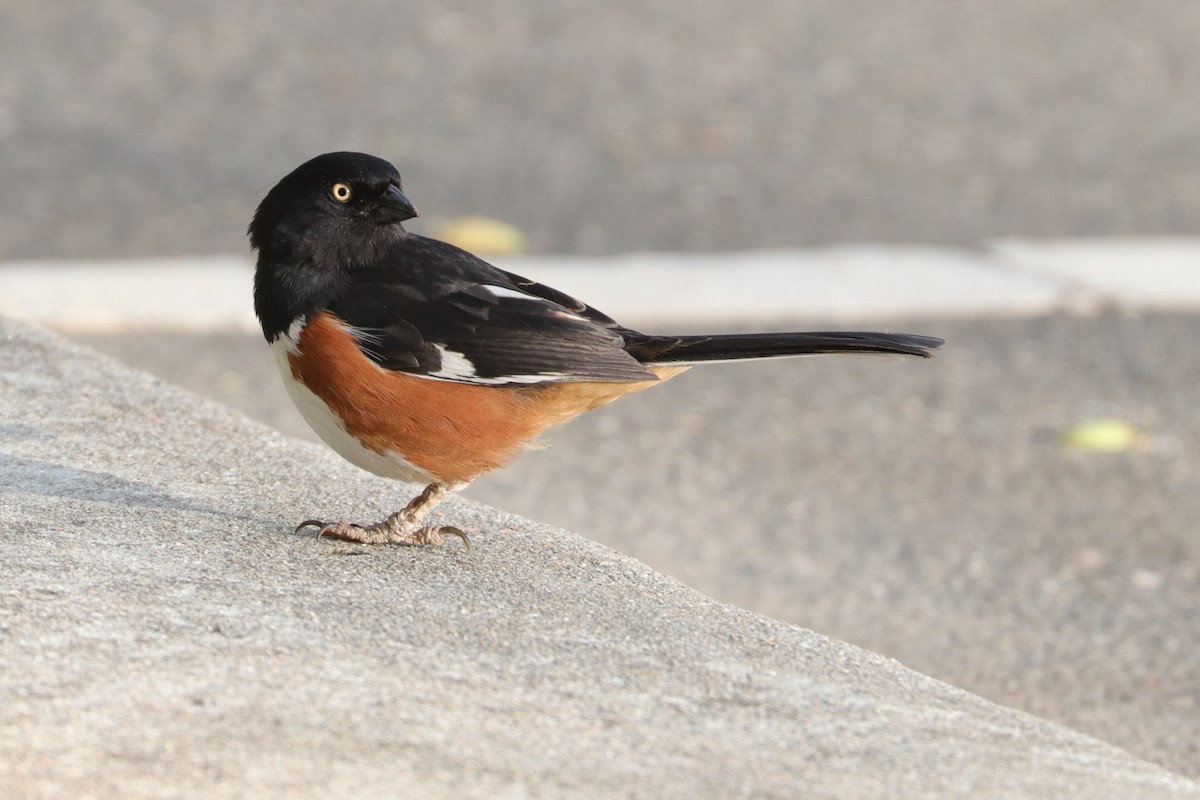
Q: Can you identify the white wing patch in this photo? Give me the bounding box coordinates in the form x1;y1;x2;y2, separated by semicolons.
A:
426;344;565;385
430;345;478;380
482;284;589;322
481;284;537;302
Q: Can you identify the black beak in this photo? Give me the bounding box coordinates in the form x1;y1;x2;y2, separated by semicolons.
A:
375;184;418;222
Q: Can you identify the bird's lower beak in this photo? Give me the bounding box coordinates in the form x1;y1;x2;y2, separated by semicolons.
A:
375;184;419;222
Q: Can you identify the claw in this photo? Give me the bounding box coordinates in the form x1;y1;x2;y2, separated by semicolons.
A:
439;526;472;553
290;516;470;551
295;519;364;540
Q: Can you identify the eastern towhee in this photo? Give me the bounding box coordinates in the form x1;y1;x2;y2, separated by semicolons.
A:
250;152;943;551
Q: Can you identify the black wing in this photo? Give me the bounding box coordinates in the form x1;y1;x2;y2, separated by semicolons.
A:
326;235;656;385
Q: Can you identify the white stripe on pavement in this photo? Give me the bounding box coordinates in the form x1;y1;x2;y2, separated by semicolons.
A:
0;239;1197;332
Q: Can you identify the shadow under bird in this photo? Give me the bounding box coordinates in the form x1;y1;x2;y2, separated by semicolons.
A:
250;152;943;551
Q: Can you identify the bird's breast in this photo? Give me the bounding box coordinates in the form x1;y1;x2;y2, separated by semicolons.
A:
273;311;685;484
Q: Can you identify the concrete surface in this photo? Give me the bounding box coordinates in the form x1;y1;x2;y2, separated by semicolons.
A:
3;316;1198;798
65;309;1200;783
3;2;1200;259
995;238;1200;310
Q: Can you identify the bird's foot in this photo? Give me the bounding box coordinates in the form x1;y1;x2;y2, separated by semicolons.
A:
296;514;471;551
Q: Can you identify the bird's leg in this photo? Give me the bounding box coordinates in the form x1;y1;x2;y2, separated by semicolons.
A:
296;482;470;550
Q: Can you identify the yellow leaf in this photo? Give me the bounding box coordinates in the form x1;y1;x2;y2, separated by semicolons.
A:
432;216;527;256
1061;419;1139;452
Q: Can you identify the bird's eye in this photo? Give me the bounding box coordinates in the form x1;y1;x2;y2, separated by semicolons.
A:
330;182;353;203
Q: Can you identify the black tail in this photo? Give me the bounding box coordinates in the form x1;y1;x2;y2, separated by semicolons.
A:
625;330;944;365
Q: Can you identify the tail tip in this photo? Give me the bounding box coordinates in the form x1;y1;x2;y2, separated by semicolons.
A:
913;336;945;357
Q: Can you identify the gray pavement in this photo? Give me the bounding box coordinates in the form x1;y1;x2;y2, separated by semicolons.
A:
2;2;1200;259
4;317;1199;798
60;308;1200;782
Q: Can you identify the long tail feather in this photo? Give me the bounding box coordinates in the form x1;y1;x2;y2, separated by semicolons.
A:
626;331;944;365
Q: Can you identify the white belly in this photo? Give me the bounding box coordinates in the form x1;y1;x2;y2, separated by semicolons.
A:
270;338;437;485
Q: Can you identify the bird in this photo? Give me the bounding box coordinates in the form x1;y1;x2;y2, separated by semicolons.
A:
249;151;943;551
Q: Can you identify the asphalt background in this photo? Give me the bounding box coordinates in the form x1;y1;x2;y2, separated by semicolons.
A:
3;0;1199;782
2;1;1199;257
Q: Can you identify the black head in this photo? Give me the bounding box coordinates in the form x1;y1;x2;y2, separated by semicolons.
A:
249;152;418;340
248;151;417;258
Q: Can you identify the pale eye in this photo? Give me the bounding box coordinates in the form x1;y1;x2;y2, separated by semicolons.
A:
330;182;353;203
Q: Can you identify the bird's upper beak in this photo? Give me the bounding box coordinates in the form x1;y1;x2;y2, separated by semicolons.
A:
375;184;418;222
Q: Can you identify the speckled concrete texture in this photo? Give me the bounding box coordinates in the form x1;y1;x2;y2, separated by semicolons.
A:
3;318;1197;798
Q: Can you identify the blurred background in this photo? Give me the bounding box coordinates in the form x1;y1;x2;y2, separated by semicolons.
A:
3;0;1199;780
2;1;1198;257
